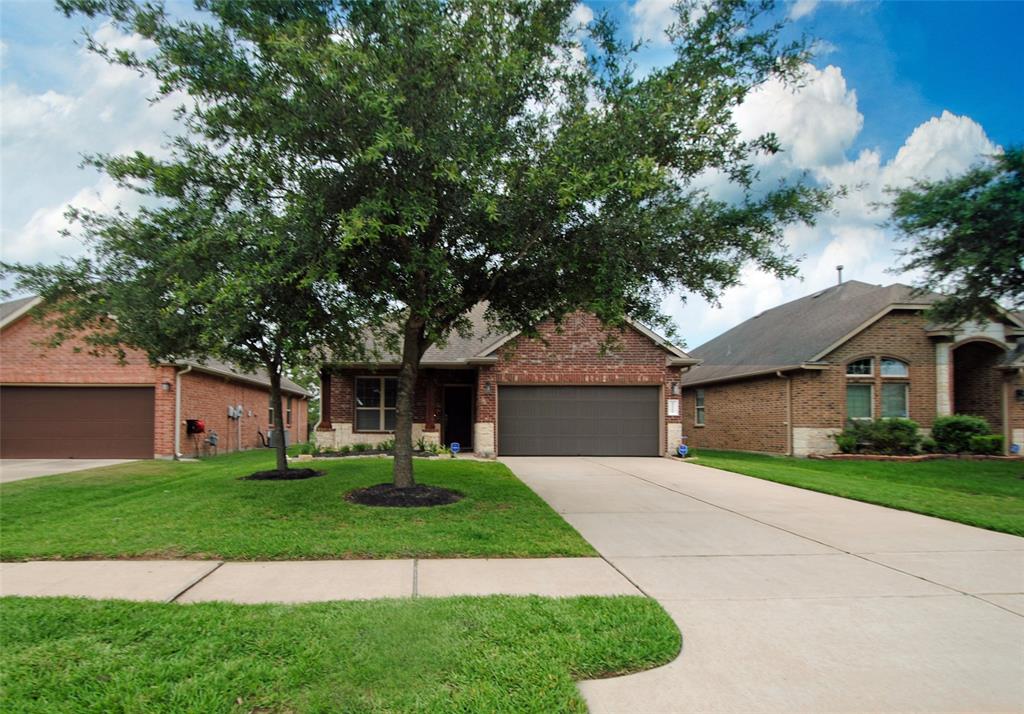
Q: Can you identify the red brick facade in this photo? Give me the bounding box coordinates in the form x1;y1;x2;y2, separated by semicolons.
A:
681;310;1024;455
1;312;307;458
321;312;685;455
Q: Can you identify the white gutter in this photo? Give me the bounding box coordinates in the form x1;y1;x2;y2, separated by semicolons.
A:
173;364;193;459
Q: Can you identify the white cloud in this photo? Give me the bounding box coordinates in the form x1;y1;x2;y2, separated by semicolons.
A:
630;0;678;46
788;0;820;21
668;63;999;347
569;2;594;28
2;22;181;273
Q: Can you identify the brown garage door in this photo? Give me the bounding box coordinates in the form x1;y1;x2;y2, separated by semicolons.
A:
0;386;154;458
498;385;659;456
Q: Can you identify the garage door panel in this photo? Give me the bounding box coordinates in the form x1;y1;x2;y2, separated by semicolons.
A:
0;387;154;458
498;386;659;456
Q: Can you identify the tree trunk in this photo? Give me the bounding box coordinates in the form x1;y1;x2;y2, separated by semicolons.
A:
392;315;426;488
268;369;288;472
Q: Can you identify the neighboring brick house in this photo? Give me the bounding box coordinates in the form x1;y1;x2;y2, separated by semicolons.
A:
317;306;699;456
679;281;1024;456
0;296;309;459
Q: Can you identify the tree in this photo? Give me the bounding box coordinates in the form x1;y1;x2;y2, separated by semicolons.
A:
5;142;378;474
52;0;831;489
888;147;1024;324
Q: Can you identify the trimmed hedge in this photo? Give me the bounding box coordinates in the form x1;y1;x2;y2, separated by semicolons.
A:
968;434;1004;455
932;415;991;454
835;418;921;455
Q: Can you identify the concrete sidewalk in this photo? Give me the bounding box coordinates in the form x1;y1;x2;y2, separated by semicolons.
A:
0;557;640;603
0;459;137;483
503;456;1024;714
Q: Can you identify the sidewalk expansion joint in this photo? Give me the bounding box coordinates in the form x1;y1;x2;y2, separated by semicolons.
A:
167;561;223;603
412;558;419;598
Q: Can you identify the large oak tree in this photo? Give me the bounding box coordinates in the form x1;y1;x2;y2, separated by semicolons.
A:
33;0;830;487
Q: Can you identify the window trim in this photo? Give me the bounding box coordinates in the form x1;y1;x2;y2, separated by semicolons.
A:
286;396;293;426
846;382;873;421
880;357;909;378
880;381;910;418
268;392;274;426
354;376;398;433
695;388;706;426
845;357;874;377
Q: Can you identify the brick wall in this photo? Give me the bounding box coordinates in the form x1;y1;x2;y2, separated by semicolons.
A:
487;312;682;455
680;375;788;454
1;312;306;458
952;340;1004;431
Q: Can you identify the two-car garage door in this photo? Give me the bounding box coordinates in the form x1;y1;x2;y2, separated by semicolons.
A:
0;386;154;458
498;385;659;456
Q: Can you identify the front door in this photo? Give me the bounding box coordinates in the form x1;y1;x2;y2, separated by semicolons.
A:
442;385;474;450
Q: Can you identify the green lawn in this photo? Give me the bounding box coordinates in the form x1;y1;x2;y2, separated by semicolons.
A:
0;452;593;560
693;450;1024;536
0;594;678;713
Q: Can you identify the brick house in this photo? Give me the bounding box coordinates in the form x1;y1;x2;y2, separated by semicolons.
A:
317;306;699;456
678;281;1024;456
0;296;309;459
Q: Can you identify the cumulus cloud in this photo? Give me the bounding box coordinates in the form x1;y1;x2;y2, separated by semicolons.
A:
788;0;820;21
630;0;678;45
668;63;999;347
1;22;181;272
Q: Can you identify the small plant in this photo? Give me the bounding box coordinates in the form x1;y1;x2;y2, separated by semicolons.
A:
340;444;352;454
378;438;396;452
932;415;991;453
969;434;1004;455
415;436;427;452
352;443;370;453
835;432;858;454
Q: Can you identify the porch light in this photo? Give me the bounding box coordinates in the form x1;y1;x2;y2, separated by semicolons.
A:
161;381;171;391
670;382;680;395
484;382;492;394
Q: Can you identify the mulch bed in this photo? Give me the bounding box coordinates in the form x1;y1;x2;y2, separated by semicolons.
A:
241;469;326;481
315;450;437;458
809;453;1021;461
345;483;464;508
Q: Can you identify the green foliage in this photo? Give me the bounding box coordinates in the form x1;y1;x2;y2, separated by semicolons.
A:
352;443;370;453
41;0;831;487
968;434;1004;455
1;595;678;713
888;146;1024;324
932;414;991;453
377;438;396;452
835;418;922;455
339;445;352;455
921;437;939;454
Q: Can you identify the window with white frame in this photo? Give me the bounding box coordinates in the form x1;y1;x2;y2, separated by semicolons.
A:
355;376;397;431
881;383;908;418
695;389;706;425
286;396;293;425
846;358;873;376
880;358;909;377
268;393;274;425
846;383;872;420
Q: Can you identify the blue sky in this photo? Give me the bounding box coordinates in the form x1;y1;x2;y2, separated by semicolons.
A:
2;0;1021;347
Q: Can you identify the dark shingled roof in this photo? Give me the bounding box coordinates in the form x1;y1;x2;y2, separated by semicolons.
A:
0;296;309;397
680;281;940;386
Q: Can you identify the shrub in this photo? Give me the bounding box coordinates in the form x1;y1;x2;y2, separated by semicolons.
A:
834;418;921;455
352;443;369;453
340;445;352;454
415;436;427;452
378;438;395;452
932;415;991;453
968;434;1004;455
920;437;939;454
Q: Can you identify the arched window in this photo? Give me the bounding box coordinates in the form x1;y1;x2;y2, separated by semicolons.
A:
846;358;873;376
880;358;909;377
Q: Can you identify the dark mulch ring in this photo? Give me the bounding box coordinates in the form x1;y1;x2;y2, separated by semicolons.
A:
345;483;464;508
315;449;437;458
240;468;326;481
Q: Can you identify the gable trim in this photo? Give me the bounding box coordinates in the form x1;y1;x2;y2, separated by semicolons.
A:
808;303;930;363
0;296;43;331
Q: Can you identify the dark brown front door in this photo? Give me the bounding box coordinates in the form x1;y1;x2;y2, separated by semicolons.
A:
0;386;155;458
498;385;659;456
442;385;474;450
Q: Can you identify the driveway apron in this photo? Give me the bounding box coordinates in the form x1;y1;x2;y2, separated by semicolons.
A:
502;456;1024;714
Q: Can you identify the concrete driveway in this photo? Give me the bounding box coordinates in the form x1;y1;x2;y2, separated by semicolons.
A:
0;459;136;483
502;456;1024;714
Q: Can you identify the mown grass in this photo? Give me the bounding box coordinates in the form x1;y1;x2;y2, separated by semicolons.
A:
0;595;679;713
693;449;1024;535
0;451;594;560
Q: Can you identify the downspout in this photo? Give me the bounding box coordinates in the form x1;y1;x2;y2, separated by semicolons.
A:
174;364;193;460
777;371;793;456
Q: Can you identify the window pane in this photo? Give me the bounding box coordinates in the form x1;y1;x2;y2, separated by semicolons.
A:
384;378;398;408
356;378;381;407
696;389;705;407
846;358;872;376
696;407;705;426
880;358;908;377
846;384;871;419
881;383;908;417
356;409;380;431
384;409;396;431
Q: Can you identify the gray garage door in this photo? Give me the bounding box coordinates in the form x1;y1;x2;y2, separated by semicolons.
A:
0;386;154;458
498;385;659;456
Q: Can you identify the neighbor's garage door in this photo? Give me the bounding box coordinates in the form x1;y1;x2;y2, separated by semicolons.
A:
498;385;659;456
0;386;154;458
